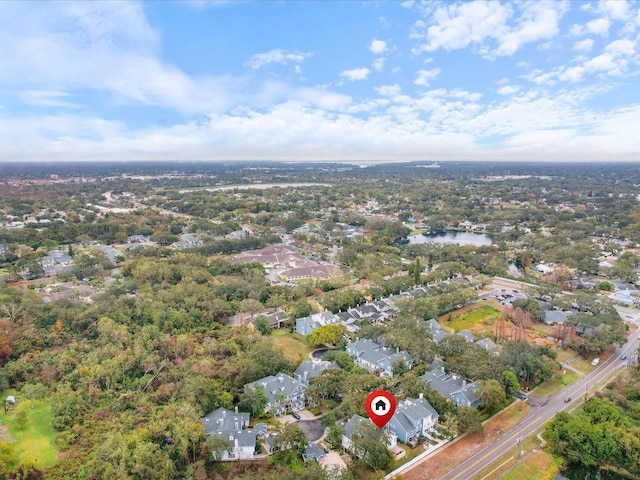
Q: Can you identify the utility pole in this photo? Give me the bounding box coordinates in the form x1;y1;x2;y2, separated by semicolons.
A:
584;382;588;402
517;428;523;458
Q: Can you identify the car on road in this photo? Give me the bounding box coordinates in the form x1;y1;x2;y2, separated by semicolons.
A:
292;412;301;420
621;355;628;360
564;397;571;403
515;392;529;401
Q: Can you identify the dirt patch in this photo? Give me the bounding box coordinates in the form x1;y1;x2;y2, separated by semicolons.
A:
0;424;13;443
401;403;530;480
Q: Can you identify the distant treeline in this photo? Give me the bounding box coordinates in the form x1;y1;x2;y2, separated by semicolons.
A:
194;234;281;255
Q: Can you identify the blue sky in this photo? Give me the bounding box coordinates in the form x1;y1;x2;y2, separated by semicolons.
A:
0;0;639;163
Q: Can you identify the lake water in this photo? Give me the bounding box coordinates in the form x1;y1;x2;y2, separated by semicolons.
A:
407;231;494;247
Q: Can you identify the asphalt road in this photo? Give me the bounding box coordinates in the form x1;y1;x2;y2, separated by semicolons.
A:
438;308;640;480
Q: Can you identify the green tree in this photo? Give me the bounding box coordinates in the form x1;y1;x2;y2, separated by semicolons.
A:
392;358;409;377
408;258;423;284
239;385;268;417
350;420;392;471
511;298;544;323
279;423;308;453
501;370;520;399
478;379;507;414
21;382;47;409
150;231;179;246
0;442;18;475
598;281;614;291
206;435;232;461
327;424;344;446
322;350;357;371
306;324;347;347
16;410;29;430
286;299;314;324
456;405;482;434
253;315;272;335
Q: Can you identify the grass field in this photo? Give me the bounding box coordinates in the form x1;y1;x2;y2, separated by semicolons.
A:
568;355;598;374
442;304;501;336
500;450;562;480
556;349;578;363
1;391;58;468
271;329;313;362
533;371;581;396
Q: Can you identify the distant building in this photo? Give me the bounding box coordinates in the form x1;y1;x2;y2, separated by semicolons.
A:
426;319;448;344
293;360;339;386
200;407;267;461
544;310;568;325
346;339;413;377
387;395;439;446
421;368;480;408
342;414;398;454
476;337;497;353
295;311;341;336
244;372;306;416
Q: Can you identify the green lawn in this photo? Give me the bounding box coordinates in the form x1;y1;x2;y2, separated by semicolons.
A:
271;329;313;362
567;355;598;375
443;305;501;334
1;391;58;468
556;349;578;363
532;371;581;396
499;450;563;480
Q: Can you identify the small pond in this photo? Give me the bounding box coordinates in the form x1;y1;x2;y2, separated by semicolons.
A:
311;347;338;361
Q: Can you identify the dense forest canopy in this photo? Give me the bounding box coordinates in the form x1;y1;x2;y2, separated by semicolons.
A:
0;161;639;479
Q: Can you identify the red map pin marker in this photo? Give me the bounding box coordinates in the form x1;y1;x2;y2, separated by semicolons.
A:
365;390;396;429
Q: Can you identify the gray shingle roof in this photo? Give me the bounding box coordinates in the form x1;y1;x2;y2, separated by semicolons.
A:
244;372;306;407
421;370;479;406
343;414;368;438
303;444;326;461
294;360;339;385
200;407;250;436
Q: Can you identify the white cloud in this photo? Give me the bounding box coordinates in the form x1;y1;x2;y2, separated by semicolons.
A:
414;68;441;86
597;0;631;21
412;1;567;58
3;85;640;162
290;88;352;111
605;38;635;55
0;2;236;114
369;39;388;54
1;0;639;164
339;68;371;81
557;66;586;82
586;17;611;36
573;38;595;51
496;85;520;95
245;49;313;69
373;57;385;71
414;1;511;52
20;90;81;108
375;85;401;96
493;2;567;57
525;35;636;85
572;17;611;36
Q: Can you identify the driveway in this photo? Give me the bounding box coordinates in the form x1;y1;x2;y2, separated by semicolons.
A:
298;419;326;442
